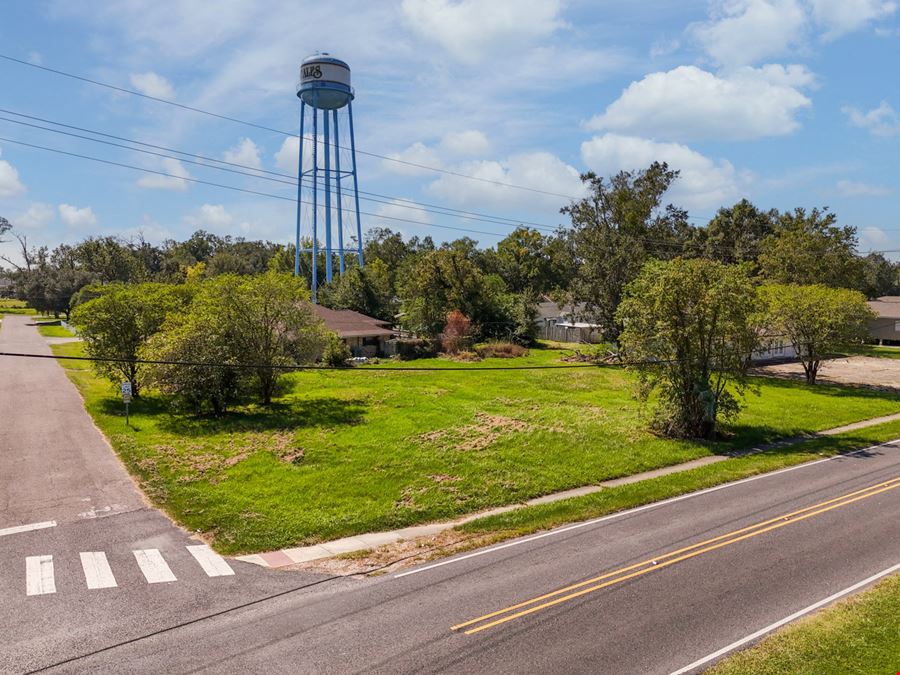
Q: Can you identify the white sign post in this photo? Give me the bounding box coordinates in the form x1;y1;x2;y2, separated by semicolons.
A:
121;382;132;425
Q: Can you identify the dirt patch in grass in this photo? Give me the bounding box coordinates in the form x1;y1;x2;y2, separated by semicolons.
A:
289;530;506;576
415;411;540;451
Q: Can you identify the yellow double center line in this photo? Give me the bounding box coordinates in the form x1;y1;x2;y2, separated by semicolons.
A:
452;475;900;635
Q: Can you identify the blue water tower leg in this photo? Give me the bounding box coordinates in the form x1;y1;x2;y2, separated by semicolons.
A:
294;102;305;277
348;101;364;267
333;108;345;275
311;98;319;303
323;107;333;283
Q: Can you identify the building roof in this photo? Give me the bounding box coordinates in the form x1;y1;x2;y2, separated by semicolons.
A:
311;305;394;338
536;298;589;321
868;297;900;320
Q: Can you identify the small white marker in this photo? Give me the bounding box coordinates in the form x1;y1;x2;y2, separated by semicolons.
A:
80;552;118;589
133;549;177;584
26;555;56;596
186;545;235;577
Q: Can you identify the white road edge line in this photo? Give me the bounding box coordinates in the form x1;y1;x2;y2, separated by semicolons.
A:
25;555;56;596
668;561;900;675
80;552;118;589
394;440;900;579
133;549;177;583
0;520;57;538
186;545;235;577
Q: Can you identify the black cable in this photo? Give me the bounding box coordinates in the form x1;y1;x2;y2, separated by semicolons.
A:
0;110;562;232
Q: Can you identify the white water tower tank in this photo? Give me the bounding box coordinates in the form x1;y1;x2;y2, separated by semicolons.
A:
297;53;354;110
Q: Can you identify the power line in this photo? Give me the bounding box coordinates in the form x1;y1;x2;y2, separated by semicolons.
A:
0;109;562;232
0;134;737;254
0;53;578;200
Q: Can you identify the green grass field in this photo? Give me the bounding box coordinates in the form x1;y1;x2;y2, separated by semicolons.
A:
51;340;900;555
709;572;900;674
0;299;36;315
842;343;900;359
37;323;75;338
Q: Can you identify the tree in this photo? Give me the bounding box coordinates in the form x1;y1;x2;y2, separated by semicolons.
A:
760;284;875;385
71;283;191;395
442;310;472;354
318;259;396;322
617;259;759;439
489;227;556;295
565;162;695;341
758;208;863;289
857;253;899;299
211;272;327;404
695;199;777;266
0;216;10;244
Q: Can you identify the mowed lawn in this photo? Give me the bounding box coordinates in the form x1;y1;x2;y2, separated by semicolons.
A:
52;341;900;555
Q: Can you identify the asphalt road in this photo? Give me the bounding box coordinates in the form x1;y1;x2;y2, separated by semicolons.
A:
2;315;899;674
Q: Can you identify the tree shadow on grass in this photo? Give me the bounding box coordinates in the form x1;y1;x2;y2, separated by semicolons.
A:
100;396;369;436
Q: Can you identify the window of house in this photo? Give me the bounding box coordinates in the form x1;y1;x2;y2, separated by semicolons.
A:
894;321;900;333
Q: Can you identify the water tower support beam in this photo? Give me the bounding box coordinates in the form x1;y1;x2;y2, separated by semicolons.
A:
323;109;333;283
348;101;364;267
333;108;346;275
294;101;306;277
311;93;319;303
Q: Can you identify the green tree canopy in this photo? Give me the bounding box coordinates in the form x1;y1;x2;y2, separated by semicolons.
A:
758;208;863;288
566;162;695;341
760;283;875;384
617;258;759;439
695;199;777;266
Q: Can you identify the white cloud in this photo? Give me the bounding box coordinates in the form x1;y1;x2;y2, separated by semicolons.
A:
843;101;900;136
440;130;490;157
589;65;814;141
137;158;191;191
835;179;894;197
690;0;808;67
426;152;586;213
274;136;300;174
809;0;897;40
401;0;564;63
184;204;234;229
859;226;890;251
581;134;742;210
27;51;42;65
15;203;55;230
58;204;98;228
129;71;176;99
223;137;262;170
0;147;26;198
373;198;432;226
383;142;444;176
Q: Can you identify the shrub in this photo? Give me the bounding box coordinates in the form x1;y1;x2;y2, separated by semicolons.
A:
395;339;437;361
475;342;528;358
442;309;472;354
322;332;352;367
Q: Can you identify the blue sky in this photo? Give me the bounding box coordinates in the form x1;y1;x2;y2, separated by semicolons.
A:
1;0;898;265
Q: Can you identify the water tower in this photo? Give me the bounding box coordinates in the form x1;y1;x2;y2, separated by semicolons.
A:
294;53;364;302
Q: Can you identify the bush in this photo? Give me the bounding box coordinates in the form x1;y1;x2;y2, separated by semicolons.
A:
475;342;528;358
442;309;473;354
395;339;438;361
322;332;351;367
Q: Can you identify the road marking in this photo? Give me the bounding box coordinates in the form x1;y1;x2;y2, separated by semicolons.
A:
668;561;900;675
454;476;900;634
0;520;57;538
80;552;118;589
133;549;177;584
25;555;56;596
395;442;900;579
187;545;235;577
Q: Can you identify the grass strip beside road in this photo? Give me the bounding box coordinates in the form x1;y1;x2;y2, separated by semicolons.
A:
37;323;75;338
708;573;900;675
458;420;900;539
48;338;900;555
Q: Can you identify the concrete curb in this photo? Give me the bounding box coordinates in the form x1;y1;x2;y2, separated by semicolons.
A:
236;411;900;569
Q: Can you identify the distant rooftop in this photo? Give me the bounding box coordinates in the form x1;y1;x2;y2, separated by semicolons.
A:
311;305;394;338
867;296;900;319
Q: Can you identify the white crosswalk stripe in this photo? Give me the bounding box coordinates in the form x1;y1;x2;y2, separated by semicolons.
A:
80;552;118;589
133;548;177;584
25;555;56;596
187;545;235;577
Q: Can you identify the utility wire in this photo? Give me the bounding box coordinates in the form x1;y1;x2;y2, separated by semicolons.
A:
0;109;562;232
0;53;578;200
0;134;748;255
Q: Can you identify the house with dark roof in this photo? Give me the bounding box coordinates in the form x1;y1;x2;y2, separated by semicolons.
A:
311;305;395;357
866;296;900;345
